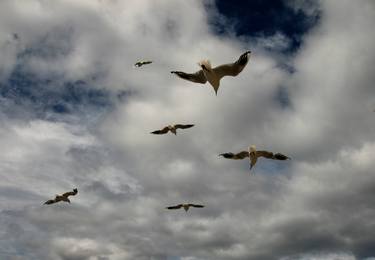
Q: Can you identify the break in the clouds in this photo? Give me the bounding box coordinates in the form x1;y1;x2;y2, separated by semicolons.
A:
1;0;375;259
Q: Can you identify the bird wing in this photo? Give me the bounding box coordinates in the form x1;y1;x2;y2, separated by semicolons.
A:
44;199;57;205
212;51;251;79
273;153;290;160
62;188;78;198
151;126;170;135
219;151;248;159
219;152;235;159
235;151;250;159
166;204;183;210
171;70;207;84
134;61;152;67
174;124;194;129
189;204;204;208
256;150;274;159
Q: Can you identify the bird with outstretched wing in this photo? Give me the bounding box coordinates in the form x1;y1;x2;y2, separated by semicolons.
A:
134;60;152;67
166;203;205;212
44;188;78;205
171;51;251;95
220;145;290;172
150;124;194;135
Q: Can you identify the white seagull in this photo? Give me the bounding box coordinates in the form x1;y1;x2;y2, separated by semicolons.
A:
171;51;251;95
219;145;290;171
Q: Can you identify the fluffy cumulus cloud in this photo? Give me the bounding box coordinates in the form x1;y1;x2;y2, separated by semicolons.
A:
1;0;375;259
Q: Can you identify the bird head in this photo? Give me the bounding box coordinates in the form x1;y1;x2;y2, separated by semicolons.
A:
198;60;212;72
249;145;256;153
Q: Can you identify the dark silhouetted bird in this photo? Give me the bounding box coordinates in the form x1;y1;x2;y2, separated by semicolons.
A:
151;124;194;135
44;188;78;205
134;60;152;67
166;203;205;212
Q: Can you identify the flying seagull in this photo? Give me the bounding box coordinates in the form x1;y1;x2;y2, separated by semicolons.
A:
150;124;194;135
166;203;205;212
134;60;152;67
220;145;290;171
171;51;251;95
44;188;78;205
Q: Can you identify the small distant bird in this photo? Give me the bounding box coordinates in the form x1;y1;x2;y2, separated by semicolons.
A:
220;145;290;171
171;51;251;95
166;203;205;212
134;60;152;67
44;188;78;205
150;124;194;135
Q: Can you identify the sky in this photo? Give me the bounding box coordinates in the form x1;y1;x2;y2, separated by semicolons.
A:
0;0;375;259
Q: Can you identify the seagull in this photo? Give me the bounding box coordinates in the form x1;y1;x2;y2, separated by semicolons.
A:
134;60;152;67
44;188;78;205
166;203;205;212
219;145;290;171
150;124;194;135
171;51;251;95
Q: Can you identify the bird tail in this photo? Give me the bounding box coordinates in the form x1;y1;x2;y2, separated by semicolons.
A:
198;60;212;70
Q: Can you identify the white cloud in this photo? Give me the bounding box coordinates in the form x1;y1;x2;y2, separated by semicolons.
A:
1;0;375;259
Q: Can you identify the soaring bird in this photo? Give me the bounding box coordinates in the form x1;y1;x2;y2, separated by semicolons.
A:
44;188;78;205
166;203;205;212
150;124;194;135
220;145;290;171
134;60;152;67
171;51;251;95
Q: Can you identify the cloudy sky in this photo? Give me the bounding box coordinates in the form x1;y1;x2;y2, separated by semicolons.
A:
1;0;375;259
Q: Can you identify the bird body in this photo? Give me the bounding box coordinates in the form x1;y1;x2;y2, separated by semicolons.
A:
44;188;78;205
151;124;194;135
199;60;220;93
166;203;205;212
171;51;251;95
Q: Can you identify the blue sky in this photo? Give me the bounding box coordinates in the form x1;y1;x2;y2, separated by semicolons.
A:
0;0;375;259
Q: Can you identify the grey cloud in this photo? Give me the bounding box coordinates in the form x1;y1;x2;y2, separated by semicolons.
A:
1;0;375;259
